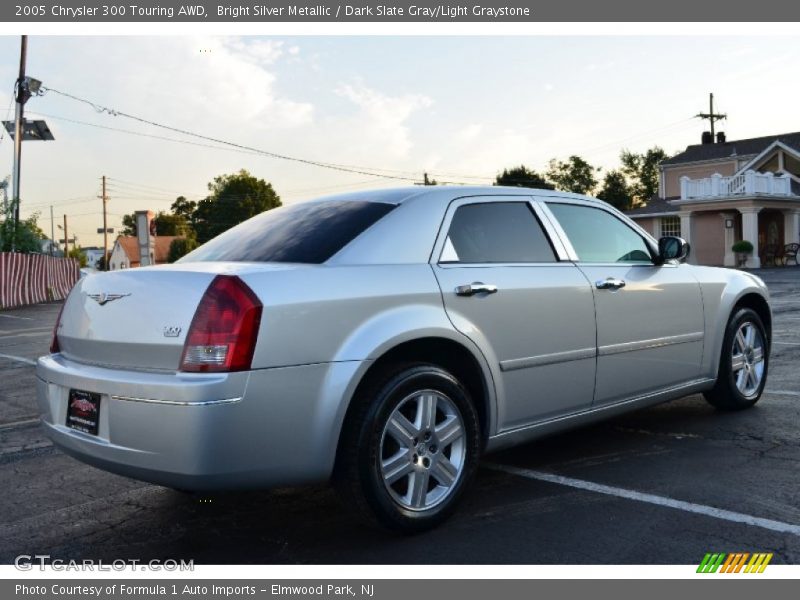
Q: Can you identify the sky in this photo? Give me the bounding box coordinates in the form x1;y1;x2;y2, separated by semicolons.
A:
1;35;799;247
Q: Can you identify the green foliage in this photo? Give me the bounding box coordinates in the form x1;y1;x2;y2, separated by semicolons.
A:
546;155;600;195
171;196;197;226
193;169;282;244
494;165;554;189
168;237;198;263
0;200;46;253
596;170;633;211
121;211;193;238
120;213;137;237
732;240;754;254
68;246;88;268
620;147;668;206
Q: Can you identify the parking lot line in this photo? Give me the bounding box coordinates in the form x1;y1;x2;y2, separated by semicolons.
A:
487;463;800;537
766;389;800;397
0;353;36;366
0;314;33;320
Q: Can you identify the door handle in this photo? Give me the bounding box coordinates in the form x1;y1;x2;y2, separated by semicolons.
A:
455;282;498;296
595;278;626;290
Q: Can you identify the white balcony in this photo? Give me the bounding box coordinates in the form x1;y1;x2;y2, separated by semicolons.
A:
680;170;793;200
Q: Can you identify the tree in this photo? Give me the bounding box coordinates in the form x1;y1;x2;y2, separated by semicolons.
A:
171;196;197;226
120;213;137;236
596;170;633;211
193;169;282;243
0;202;46;253
68;246;88;268
620;146;668;206
494;165;554;189
546;155;600;195
120;211;192;238
167;237;198;263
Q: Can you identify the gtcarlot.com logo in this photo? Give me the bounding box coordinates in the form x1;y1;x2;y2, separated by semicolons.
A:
697;552;773;573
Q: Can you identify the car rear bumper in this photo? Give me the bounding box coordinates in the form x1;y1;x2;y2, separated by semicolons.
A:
36;354;365;490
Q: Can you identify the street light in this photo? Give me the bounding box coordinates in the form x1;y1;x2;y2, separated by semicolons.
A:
7;36;53;252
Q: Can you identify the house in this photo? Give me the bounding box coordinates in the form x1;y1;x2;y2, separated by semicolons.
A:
627;131;800;267
108;235;181;270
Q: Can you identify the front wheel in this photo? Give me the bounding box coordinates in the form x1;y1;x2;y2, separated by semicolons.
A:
704;307;769;411
334;363;481;533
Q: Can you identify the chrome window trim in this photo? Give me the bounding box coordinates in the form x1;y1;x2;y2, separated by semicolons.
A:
539;197;662;264
430;196;564;266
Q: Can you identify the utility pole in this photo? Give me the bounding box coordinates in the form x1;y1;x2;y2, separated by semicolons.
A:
101;175;109;270
50;205;55;256
696;92;727;139
63;214;68;257
11;35;28;250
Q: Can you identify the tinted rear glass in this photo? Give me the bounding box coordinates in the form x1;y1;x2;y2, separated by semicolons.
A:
180;200;395;264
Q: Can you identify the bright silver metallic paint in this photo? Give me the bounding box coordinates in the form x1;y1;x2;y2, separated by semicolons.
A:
35;186;771;490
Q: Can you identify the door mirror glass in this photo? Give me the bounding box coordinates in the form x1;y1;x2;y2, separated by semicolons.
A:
658;236;690;263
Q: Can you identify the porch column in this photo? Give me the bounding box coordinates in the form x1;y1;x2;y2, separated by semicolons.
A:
721;213;736;267
678;211;694;264
785;208;800;245
738;207;762;269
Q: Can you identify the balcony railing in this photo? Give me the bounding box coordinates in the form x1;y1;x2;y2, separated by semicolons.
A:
680;170;793;200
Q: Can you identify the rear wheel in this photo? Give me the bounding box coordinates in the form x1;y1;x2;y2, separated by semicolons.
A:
704;308;768;411
334;363;480;533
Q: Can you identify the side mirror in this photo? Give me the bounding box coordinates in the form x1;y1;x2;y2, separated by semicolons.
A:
657;236;690;264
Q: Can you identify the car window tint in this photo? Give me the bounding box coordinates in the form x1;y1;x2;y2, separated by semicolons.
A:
548;203;652;263
443;202;556;263
180;200;395;264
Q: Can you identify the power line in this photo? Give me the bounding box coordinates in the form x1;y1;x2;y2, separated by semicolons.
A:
40;86;479;185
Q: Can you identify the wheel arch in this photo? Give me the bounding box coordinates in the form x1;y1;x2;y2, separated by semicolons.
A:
334;335;496;472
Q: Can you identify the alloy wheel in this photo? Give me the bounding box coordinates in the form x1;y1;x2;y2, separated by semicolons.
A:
379;390;466;511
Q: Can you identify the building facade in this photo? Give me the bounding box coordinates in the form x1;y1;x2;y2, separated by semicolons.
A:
108;235;181;270
627;132;800;268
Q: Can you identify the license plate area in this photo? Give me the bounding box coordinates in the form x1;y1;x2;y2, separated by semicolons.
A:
66;389;101;435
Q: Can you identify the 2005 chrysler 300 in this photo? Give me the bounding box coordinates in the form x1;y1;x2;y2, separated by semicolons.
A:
37;187;771;531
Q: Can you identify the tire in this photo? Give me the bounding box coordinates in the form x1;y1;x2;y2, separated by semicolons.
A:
704;307;769;411
334;363;481;533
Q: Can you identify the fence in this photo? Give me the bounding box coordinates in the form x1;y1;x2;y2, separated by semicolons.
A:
0;253;80;309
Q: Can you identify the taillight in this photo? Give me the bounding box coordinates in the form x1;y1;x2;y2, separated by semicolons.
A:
180;275;263;373
50;302;66;354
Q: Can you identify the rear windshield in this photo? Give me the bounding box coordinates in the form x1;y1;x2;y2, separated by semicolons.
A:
179;200;396;264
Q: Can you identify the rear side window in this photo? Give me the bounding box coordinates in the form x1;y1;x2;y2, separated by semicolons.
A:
180;201;395;264
441;202;556;263
548;203;653;263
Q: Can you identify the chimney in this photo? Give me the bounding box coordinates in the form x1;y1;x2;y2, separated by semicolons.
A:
134;210;156;267
716;131;726;144
701;131;713;145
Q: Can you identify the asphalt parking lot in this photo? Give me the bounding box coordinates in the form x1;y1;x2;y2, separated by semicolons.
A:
0;268;798;565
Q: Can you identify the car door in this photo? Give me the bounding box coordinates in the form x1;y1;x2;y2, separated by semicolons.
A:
543;200;705;406
432;197;597;431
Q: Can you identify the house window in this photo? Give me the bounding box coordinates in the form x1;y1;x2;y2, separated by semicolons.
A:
660;216;681;238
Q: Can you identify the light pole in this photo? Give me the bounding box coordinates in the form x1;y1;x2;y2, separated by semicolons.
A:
3;35;53;251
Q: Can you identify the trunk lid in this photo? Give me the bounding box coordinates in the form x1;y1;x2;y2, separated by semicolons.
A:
57;262;287;371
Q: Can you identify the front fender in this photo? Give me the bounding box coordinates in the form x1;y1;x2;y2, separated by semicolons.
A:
692;266;771;380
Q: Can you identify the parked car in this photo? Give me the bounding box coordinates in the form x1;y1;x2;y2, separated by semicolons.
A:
36;187;771;532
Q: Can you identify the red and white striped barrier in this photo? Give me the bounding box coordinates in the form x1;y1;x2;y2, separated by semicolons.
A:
0;253;80;309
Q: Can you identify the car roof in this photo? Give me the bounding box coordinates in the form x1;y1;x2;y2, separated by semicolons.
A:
307;185;606;208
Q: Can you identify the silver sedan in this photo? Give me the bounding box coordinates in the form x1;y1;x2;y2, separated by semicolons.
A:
37;187;771;532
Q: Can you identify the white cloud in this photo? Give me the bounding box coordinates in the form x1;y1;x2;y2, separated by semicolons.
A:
332;81;433;158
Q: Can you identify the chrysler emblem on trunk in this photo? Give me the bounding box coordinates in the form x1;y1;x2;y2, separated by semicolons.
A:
87;292;130;305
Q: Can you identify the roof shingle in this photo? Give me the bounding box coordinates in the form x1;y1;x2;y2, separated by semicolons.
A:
662;131;800;166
